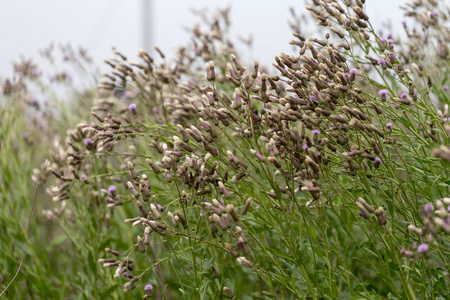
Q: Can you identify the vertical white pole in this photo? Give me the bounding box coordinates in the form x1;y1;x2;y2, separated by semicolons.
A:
142;0;152;53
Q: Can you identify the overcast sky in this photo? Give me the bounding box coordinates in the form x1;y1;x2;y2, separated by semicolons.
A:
0;0;405;79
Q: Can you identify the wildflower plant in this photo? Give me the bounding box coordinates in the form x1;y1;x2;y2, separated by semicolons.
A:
2;0;450;298
0;44;104;298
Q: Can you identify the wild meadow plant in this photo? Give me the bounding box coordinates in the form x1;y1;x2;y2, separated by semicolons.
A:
2;0;450;299
0;46;103;298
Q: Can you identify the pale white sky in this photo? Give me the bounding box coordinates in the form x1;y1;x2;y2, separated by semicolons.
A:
0;0;405;78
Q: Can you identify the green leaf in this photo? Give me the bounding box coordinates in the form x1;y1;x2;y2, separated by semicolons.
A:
388;261;400;272
274;185;282;200
46;234;67;250
100;284;119;300
88;251;97;274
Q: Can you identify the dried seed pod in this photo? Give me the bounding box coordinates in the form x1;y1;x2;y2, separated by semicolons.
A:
174;210;187;227
137;236;146;253
206;61;216;81
241;198;252;215
167;212;178;227
268;156;282;168
227;204;239;222
237;256;253;268
374;207;387;225
356;202;370;219
145;158;160;174
105;248;120;256
358;197;374;213
223;287;234;298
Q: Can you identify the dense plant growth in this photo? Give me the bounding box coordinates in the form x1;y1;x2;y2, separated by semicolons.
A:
1;0;450;299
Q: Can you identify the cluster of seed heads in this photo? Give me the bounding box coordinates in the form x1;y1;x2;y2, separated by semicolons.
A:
35;0;450;296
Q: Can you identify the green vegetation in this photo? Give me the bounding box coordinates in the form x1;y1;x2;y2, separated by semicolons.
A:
1;1;450;299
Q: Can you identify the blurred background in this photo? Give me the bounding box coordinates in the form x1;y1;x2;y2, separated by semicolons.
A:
0;0;405;78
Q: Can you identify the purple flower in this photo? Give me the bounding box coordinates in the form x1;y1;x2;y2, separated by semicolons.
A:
144;284;153;295
387;39;394;45
22;133;29;140
343;73;351;82
153;106;159;113
417;243;429;253
348;68;358;81
374;157;382;168
424;203;434;213
388;52;396;64
108;185;117;196
378;58;386;67
80;174;87;180
379;89;388;96
386;122;393;132
431;11;439;17
309;95;318;102
312;129;320;140
379;89;388;101
84;138;93;147
302;144;309;150
444;85;449;91
400;92;408;99
128;103;137;114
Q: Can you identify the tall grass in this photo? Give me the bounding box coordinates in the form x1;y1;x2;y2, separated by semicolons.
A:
1;0;450;299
